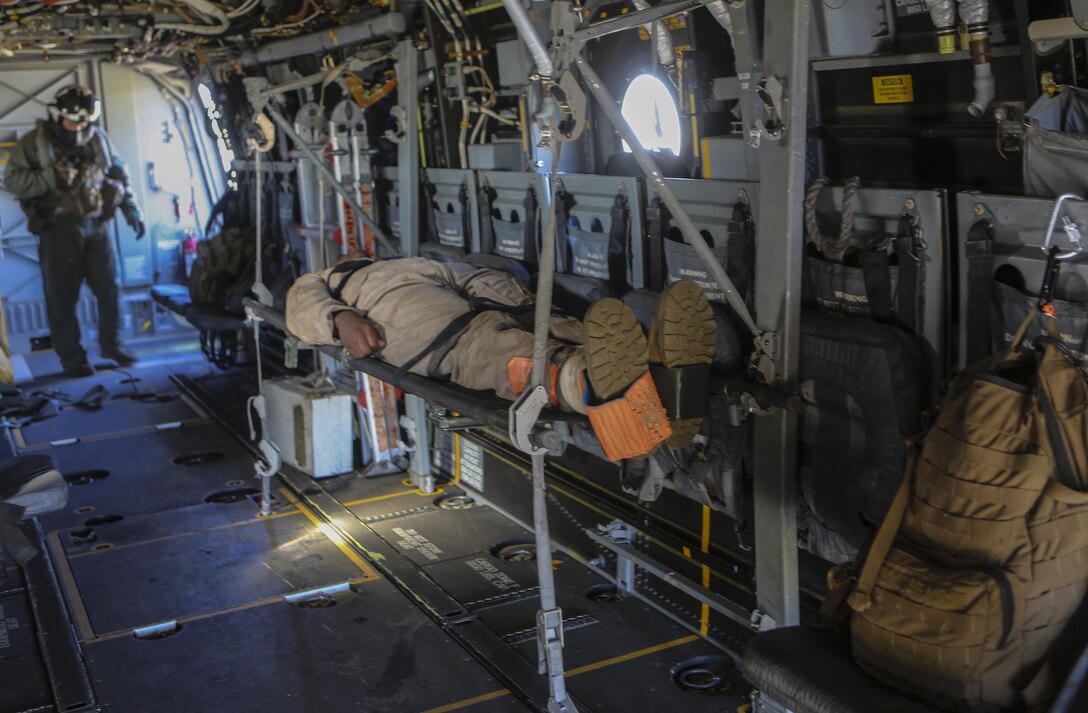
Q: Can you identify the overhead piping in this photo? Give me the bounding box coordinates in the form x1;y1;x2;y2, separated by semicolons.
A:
924;0;994;117
959;0;994;118
155;0;231;36
238;14;406;66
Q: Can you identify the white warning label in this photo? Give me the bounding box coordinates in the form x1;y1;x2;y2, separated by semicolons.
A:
391;527;444;561
460;439;484;491
466;557;522;592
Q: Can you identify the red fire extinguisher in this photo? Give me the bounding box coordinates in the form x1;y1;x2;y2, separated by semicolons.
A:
183;230;198;280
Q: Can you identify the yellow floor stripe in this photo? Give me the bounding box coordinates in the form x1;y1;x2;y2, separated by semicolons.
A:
700;506;711;635
419;635;699;713
341;484;445;508
279;488;380;580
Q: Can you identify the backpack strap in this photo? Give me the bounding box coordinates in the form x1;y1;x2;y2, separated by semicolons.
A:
646;197;668;292
965;219;994;363
478;184;495;254
608;192;631;293
848;443;918;613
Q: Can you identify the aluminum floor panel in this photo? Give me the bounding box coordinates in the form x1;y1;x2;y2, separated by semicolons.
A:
0;594;53;713
368;507;531;567
39;423;259;531
17;395;204;448
83;577;529;713
60;507;372;637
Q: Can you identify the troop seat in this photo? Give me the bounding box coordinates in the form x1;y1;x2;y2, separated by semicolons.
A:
742;626;940;713
465;171;547;288
419;168;479;264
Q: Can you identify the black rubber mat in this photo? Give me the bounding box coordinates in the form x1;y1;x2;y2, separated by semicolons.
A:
60;506;372;637
368;506;531;567
82;577;529;713
17;395;204;447
39;422;262;531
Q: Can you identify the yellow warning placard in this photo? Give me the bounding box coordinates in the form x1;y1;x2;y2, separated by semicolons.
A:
873;75;915;104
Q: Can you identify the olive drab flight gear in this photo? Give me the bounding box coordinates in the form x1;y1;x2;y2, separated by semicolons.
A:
828;308;1088;712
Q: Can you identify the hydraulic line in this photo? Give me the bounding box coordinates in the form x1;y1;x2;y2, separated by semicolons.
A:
156;0;230;35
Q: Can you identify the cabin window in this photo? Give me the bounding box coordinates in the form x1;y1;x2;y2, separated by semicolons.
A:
620;73;682;156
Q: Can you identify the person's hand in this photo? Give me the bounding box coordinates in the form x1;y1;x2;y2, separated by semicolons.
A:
129;217;147;240
334;311;385;358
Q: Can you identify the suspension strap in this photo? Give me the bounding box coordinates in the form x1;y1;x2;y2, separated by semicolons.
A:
608;192;631;294
965;219;994;363
862;235;896;325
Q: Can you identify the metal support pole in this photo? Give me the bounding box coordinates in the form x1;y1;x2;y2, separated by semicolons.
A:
725;0;764;179
329;121;350;257
266;108;399;256
573;55;757;335
395;39;421;257
405;394;435;494
750;0;810;630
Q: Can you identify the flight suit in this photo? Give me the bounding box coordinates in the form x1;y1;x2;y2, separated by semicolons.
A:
3;120;141;370
287;257;584;399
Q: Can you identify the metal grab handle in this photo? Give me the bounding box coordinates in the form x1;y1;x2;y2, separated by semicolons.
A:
1042;193;1088;262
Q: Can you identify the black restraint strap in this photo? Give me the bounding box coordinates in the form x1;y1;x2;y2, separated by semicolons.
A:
394;297;535;380
647;197;668;293
608;192;631;293
554;189;572;273
727;200;755;311
894;214;919;333
458;182;471;251
478;185;495;254
522;186;539;268
965;219;994;363
862;236;896;324
326;258;375;303
422;175;440;246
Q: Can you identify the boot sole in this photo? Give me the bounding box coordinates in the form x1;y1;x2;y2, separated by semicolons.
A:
584;298;648;402
649;281;716;368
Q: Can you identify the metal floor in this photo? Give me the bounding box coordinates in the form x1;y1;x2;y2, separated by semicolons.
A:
2;348;748;712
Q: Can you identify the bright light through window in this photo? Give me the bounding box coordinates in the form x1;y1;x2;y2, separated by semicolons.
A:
620;73;681;155
199;82;236;185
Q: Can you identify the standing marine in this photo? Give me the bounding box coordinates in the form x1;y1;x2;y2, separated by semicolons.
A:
3;85;146;376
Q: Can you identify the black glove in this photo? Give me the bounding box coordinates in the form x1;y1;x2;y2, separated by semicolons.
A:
128;215;146;240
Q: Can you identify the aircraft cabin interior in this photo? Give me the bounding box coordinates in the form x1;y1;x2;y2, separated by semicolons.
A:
2;1;1088;712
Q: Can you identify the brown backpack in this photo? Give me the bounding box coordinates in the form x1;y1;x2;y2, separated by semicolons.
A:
836;312;1088;712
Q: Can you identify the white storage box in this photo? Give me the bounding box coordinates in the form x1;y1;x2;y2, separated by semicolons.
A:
264;377;355;478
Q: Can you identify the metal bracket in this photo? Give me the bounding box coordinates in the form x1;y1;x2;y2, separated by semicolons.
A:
554;70;587;143
284;336;300;370
755;75;787;140
750;609;777;632
509;385;550;456
752;331;780;385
